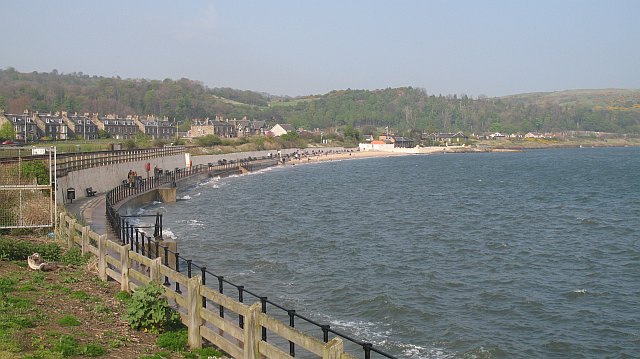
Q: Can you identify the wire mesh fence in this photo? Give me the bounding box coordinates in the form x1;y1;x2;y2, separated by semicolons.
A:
0;146;56;229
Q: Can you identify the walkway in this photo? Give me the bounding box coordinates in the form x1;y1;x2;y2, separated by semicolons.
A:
64;194;117;239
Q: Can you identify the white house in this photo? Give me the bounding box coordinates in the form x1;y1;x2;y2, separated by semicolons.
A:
270;124;295;137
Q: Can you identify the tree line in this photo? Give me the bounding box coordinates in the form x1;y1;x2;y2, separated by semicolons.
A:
1;68;638;136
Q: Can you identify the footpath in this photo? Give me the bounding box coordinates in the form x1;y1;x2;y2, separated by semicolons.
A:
64;193;116;239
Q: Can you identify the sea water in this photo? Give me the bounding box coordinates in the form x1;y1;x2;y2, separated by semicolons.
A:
143;147;640;358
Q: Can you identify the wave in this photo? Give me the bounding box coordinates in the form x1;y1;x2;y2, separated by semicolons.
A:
162;228;177;239
563;289;588;299
179;195;192;200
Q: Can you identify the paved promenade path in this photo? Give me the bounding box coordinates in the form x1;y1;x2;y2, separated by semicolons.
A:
64;194;117;239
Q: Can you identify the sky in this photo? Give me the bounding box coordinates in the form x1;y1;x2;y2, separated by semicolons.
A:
1;0;639;98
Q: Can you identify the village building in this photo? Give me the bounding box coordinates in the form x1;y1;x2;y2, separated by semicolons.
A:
63;112;99;140
187;117;236;138
32;112;69;140
270;123;296;137
94;114;139;140
133;115;176;140
426;131;469;144
0;110;39;142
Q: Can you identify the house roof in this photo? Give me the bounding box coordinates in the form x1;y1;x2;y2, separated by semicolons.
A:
276;124;295;132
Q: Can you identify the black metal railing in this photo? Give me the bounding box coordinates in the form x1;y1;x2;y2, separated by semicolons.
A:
105;154;398;359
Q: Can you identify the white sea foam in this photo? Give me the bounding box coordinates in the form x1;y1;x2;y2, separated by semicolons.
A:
180;195;192;200
162;228;177;239
187;219;203;227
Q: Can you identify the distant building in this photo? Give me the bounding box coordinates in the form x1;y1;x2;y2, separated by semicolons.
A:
94;114;140;140
33;112;69;140
427;132;469;144
64;112;99;140
0;110;38;142
188;117;236;138
270;124;296;137
134;115;176;140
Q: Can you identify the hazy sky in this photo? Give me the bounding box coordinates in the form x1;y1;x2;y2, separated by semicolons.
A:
1;0;638;97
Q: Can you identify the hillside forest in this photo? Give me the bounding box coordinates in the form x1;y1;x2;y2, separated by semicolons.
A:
1;67;639;136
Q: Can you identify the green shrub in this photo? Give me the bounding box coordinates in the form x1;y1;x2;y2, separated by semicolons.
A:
195;135;221;147
0;238;61;261
124;283;181;334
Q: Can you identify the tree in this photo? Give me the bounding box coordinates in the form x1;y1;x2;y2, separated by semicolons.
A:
0;121;15;140
342;124;360;141
97;129;111;139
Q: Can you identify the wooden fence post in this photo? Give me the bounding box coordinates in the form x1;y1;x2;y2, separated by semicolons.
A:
81;226;89;254
323;338;344;359
149;257;162;285
98;234;107;281
67;219;76;249
243;302;262;359
120;244;130;293
187;275;203;349
58;212;66;239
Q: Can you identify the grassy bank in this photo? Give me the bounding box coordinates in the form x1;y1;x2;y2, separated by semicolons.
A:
0;235;223;359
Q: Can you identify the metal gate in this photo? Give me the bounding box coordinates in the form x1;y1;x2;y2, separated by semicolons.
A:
0;146;57;229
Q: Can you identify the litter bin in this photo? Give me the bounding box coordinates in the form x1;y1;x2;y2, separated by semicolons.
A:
67;187;75;203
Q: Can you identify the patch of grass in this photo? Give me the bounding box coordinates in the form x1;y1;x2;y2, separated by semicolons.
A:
139;352;171;359
57;315;80;327
21;350;65;359
0;277;18;293
18;284;37;292
69;290;98;302
52;334;79;357
156;329;187;351
93;303;111;316
80;343;106;357
59;276;80;284
59;247;91;266
115;291;131;302
30;271;47;285
187;347;223;358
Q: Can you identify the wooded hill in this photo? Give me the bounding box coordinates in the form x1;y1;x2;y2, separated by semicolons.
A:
1;68;639;135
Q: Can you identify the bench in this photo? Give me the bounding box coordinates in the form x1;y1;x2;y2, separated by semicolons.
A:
85;187;97;197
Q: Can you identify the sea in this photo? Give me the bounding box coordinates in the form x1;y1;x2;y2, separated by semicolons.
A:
141;147;640;359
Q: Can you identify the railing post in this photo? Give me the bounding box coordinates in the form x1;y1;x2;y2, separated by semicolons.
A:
218;276;225;318
187;275;203;349
288;310;296;357
243;302;261;359
238;286;244;328
163;246;170;286
363;342;373;359
174;252;182;294
323;338;343;359
260;297;267;341
321;325;330;343
201;266;207;308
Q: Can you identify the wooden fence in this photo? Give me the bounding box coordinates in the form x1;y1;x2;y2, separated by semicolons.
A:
58;211;356;359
